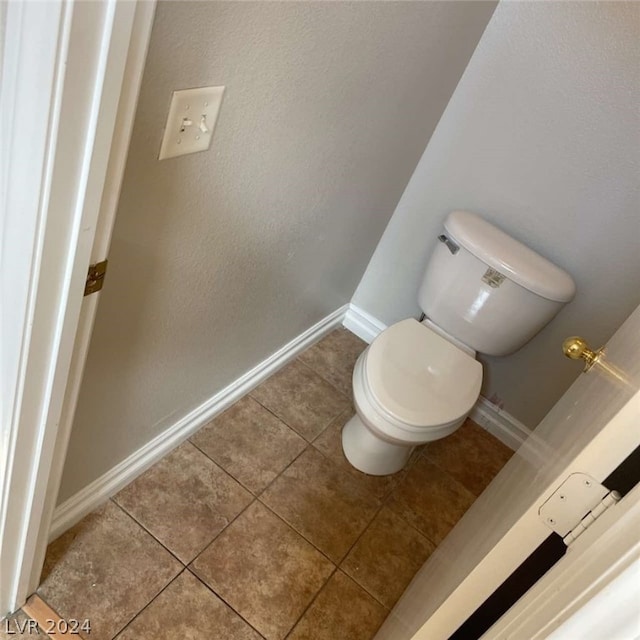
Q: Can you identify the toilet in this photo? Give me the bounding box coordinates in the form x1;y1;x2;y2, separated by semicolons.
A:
342;210;575;476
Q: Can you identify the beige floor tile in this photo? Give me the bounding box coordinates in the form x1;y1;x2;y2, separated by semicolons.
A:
313;410;401;502
191;396;306;494
387;456;476;545
341;506;435;608
299;328;366;396
260;448;379;562
424;419;514;496
0;611;46;638
191;502;333;640
114;441;252;563
116;570;261;640
251;359;350;441
287;571;386;640
39;501;181;640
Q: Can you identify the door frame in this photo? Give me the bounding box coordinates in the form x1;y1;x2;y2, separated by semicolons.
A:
483;468;640;639
0;0;155;616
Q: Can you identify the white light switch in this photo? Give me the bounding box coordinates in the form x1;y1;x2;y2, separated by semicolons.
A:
158;86;225;160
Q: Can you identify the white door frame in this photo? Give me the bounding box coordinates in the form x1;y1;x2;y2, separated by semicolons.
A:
0;0;155;616
484;474;640;639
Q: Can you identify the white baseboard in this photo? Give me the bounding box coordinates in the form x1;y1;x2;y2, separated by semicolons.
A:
50;304;350;541
342;305;530;452
51;303;531;540
343;304;388;344
469;396;531;452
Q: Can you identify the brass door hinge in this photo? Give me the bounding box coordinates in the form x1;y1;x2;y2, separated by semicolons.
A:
84;260;108;296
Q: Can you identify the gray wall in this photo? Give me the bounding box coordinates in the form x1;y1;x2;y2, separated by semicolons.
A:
0;2;5;85
58;1;496;502
354;1;640;427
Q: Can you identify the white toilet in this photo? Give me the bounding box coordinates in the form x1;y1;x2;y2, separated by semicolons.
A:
343;210;575;476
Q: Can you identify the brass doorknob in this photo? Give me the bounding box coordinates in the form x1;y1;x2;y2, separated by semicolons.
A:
562;336;604;372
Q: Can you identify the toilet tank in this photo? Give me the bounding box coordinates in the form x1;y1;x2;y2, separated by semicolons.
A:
418;211;576;356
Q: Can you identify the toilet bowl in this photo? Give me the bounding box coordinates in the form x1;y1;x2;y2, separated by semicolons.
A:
342;318;482;475
341;210;576;476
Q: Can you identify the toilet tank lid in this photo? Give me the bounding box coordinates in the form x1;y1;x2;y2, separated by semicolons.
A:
444;211;576;302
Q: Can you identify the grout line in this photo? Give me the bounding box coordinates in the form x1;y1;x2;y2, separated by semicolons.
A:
253;459;392;613
23;594;87;639
330;450;451;610
334;497;390;609
265;395;348;446
296;334;364;399
110;498;281;638
189;405;381;590
188;440;269;501
107;443;272;573
254;445;395;610
283;566;392;640
187;494;262;563
420;445;487;500
382;500;441;552
110;568;188;640
253;445;309;500
182;489;338;638
282;565;340;639
186;395;313;491
310;406;354;445
184;566;267;639
379;464;445;550
42;329;423;638
109;379;348;586
336;567;392;613
244;393;324;446
421;451;482;499
256;497;338;568
295;356;352;401
310;440;389;505
237;391;426;611
297;363;353;399
180;439;264;499
109;499;186;567
180;482;338;637
109;494;283;635
379;457;478;550
185;438;266;497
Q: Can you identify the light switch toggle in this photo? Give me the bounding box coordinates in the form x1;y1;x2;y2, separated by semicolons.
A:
159;85;225;160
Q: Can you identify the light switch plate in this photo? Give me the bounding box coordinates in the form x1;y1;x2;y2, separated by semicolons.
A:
158;86;225;160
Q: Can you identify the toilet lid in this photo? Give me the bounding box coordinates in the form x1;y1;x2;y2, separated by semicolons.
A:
365;319;483;427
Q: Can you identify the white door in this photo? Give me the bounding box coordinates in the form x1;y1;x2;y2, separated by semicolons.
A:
376;303;640;640
484;481;640;639
0;0;155;616
30;0;156;570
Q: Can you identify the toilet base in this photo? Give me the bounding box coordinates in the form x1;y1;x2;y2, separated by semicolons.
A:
342;414;415;476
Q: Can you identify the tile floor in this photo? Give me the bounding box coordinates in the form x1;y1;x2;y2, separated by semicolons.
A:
6;327;513;640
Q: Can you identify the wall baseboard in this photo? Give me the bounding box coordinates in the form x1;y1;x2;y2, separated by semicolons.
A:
341;304;530;452
51;303;532;540
468;396;531;452
50;304;350;541
343;303;388;344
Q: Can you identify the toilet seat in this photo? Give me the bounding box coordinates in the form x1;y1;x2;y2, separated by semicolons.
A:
364;319;482;427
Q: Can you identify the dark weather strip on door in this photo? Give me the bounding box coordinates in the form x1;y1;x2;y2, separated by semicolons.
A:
448;443;640;640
